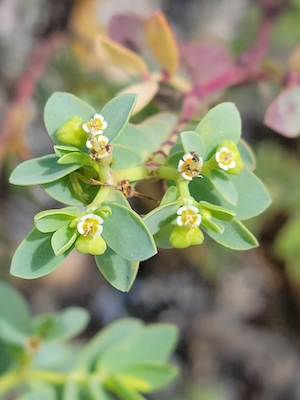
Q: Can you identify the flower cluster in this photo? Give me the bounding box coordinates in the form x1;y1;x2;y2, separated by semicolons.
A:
75;213;107;255
170;205;204;248
178;151;203;181
82;114;111;162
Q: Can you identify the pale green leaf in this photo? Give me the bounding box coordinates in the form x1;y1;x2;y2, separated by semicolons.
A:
44;92;95;143
95;248;139;292
102;203;157;261
195;103;241;158
10;228;70;279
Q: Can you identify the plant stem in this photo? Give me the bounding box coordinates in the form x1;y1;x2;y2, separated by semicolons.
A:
88;186;111;210
113;166;149;182
177;178;191;199
156;166;179;181
0;370;20;395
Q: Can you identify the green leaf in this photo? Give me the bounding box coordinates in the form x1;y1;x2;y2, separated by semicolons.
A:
44;92;95;143
76;319;143;372
95;247;139;292
54;145;80;157
88;380;115;400
33;307;89;342
160;186;178;205
0;281;32;345
203;218;258;250
228;167;271;220
238;139;256;170
195;102;241;158
51;226;78;255
16;384;57;400
137;112;178;151
57;151;92;166
9;154;80;186
33;341;74;369
42;173;99;206
112;144;143;169
103;94;137;142
153;224;174;249
206;171;238;206
198;201;235;221
63;380;80;400
143;202;179;235
114;124;153;161
190;168;270;220
102;203;157;261
99;324;179;373
34;207;79;233
118;363;178;392
105;377;146;400
10;228;70;279
180;131;205;158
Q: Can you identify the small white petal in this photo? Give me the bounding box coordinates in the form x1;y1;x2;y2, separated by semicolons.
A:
98;135;109;145
86;140;92;148
219;163;229;170
227;160;236;169
215;151;221;162
77;221;86;235
178;159;185;172
176;216;184;226
94;224;103;236
188;205;199;214
177;206;188;215
183;153;192;161
82;123;90;133
182;171;193;181
194;214;202;226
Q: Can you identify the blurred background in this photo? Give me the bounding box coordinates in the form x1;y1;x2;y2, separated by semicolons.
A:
2;0;300;399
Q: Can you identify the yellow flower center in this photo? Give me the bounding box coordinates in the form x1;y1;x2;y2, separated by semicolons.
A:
218;150;234;166
181;209;199;226
82;217;101;236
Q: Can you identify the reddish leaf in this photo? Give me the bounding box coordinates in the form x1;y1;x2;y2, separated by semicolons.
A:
181;40;232;85
265;87;300;137
95;35;148;76
108;13;146;55
117;81;159;115
144;12;179;75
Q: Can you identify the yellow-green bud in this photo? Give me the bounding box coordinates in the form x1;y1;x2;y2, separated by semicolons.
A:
75;235;107;255
56;116;87;148
169;225;204;249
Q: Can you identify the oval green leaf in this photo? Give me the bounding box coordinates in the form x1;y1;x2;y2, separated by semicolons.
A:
195;102;241;158
102;203;157;261
10;228;71;279
95;247;139;292
9;154;80;186
44;92;95;143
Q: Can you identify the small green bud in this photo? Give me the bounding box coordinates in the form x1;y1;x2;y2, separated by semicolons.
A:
75;235;107;255
169;225;204;248
56;116;87;148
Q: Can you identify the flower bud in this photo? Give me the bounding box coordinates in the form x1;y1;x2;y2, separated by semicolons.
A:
56;116;87;148
75;235;107;255
169;225;204;248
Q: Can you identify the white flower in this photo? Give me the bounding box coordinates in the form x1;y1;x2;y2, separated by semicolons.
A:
82;114;108;135
176;205;201;227
86;135;111;160
178;152;203;180
77;214;104;236
215;147;236;171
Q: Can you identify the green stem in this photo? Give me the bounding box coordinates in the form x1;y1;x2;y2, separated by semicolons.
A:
0;370;20;395
88;186;111;210
113;166;149;183
156;166;180;181
177;178;191;199
31;370;67;385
